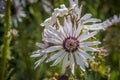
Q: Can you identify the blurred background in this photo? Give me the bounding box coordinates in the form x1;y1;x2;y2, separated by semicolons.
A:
0;0;120;80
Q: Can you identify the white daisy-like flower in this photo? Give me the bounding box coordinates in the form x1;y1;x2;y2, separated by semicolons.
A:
0;0;6;15
11;0;26;27
31;0;102;74
31;16;101;74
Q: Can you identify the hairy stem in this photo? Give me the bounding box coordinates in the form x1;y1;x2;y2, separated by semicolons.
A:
0;0;11;80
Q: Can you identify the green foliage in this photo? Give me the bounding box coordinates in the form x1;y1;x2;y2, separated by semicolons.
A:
101;23;120;80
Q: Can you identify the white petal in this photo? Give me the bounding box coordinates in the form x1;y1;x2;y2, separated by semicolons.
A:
36;42;46;49
75;0;78;4
102;20;112;29
84;23;104;30
69;0;74;6
75;53;85;71
60;4;66;8
80;41;101;46
67;16;72;29
57;19;67;38
62;53;68;74
43;38;61;44
85;27;104;30
58;8;68;17
42;46;62;53
31;50;44;57
70;53;75;74
34;54;47;69
79;31;98;41
41;17;51;27
32;50;40;54
79;49;94;61
34;54;47;65
78;5;83;19
77;52;89;67
46;50;64;63
83;18;101;24
75;22;82;37
84;23;102;28
63;17;69;36
54;4;68;17
51;53;66;66
78;30;89;40
112;15;118;23
67;16;72;36
45;28;59;39
45;28;63;41
57;19;62;27
81;13;92;21
47;26;61;36
59;26;67;39
73;20;77;36
81;46;98;52
84;24;105;30
31;53;41;58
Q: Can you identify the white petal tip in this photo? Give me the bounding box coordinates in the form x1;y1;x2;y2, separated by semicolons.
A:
46;60;49;63
80;67;85;72
30;54;39;58
30;55;34;57
40;23;44;26
50;65;54;67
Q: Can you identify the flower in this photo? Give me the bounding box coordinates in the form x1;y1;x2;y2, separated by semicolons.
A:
110;15;120;24
0;0;6;15
11;0;26;27
31;0;102;74
32;18;101;74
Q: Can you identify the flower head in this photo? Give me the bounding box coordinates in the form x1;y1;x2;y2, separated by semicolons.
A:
0;0;6;15
11;0;26;27
110;15;120;24
31;0;102;74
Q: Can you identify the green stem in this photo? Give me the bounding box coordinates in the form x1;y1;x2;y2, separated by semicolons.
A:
0;0;11;80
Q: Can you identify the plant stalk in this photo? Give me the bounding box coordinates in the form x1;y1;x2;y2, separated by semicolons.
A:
0;0;11;80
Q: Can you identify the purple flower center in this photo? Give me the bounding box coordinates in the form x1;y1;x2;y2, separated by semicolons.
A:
63;37;79;52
